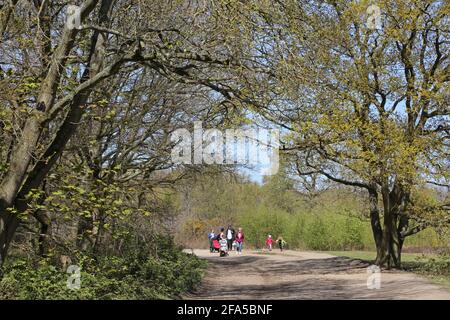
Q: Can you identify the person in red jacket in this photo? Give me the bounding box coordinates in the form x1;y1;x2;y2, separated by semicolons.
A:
235;227;245;255
266;234;273;251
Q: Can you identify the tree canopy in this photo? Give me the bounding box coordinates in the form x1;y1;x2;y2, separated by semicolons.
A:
0;0;448;273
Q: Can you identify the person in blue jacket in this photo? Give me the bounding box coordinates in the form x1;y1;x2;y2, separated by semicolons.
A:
208;229;216;252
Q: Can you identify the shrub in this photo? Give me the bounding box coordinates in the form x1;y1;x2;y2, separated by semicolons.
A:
0;239;206;300
304;217;329;250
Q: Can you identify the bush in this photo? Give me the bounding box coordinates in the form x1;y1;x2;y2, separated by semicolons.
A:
238;205;288;248
414;253;450;276
342;216;364;250
304;217;328;250
0;239;206;300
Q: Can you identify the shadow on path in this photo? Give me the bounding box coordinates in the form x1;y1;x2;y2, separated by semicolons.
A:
185;251;450;300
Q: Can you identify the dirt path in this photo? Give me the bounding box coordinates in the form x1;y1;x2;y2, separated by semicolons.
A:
184;249;450;300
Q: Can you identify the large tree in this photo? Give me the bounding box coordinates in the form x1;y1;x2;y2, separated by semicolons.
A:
0;0;271;264
255;0;449;268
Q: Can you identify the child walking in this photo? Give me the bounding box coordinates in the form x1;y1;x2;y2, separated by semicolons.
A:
219;235;228;257
265;234;273;251
276;236;286;252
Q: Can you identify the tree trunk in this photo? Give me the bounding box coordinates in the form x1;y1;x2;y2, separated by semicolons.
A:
0;0;113;265
372;184;405;269
34;210;51;257
0;207;20;265
368;188;383;263
76;215;94;252
379;210;402;269
38;221;49;257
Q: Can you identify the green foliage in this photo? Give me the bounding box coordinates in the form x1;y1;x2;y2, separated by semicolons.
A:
238;208;367;251
0;238;206;300
178;171;445;252
239;205;288;248
304;217;328;250
409;253;450;277
342;217;364;250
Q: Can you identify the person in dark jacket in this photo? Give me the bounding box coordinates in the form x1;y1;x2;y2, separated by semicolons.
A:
225;225;235;251
276;236;286;252
215;227;225;241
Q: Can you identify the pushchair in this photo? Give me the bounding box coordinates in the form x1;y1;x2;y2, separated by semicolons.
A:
211;239;220;253
219;238;228;257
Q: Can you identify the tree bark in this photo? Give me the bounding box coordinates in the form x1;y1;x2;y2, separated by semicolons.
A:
0;0;104;265
368;188;383;264
35;210;51;257
0;205;20;265
372;183;406;269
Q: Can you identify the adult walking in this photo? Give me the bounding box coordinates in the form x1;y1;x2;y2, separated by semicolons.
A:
235;227;245;255
208;229;216;253
225;225;235;251
215;227;225;241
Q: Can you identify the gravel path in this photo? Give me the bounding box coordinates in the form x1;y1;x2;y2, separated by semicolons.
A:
184;249;450;300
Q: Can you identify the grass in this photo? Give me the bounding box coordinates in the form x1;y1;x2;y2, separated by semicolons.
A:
326;250;435;262
327;250;450;291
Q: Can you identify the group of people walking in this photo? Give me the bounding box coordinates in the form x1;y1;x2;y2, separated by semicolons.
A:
208;225;287;256
208;225;245;256
265;234;287;252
